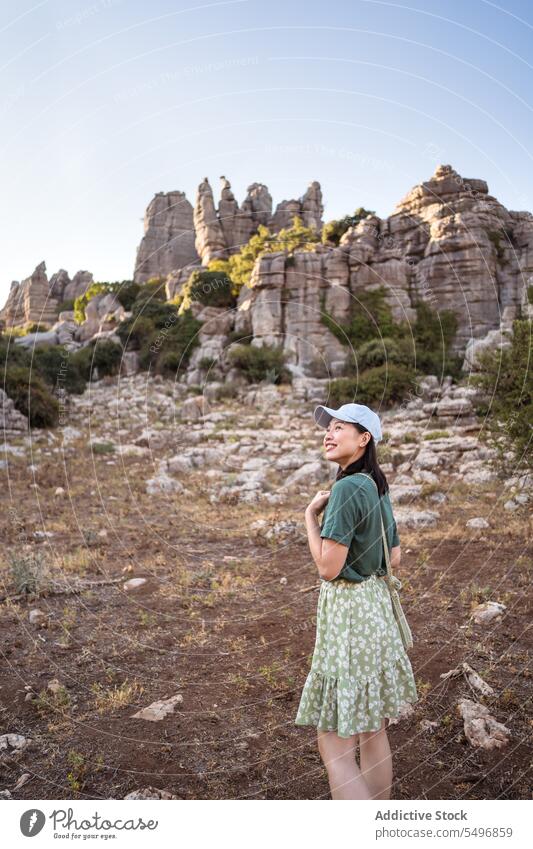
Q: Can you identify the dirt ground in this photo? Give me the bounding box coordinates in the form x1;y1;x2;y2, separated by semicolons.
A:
0;426;531;800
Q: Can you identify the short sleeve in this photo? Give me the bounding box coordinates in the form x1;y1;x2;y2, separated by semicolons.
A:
320;480;363;546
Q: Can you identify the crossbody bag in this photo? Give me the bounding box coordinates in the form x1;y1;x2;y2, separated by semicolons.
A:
356;472;414;651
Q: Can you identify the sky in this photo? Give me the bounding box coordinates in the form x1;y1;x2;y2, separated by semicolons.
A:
1;0;532;303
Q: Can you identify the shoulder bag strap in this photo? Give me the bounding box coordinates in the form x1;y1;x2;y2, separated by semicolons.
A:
354;472;414;650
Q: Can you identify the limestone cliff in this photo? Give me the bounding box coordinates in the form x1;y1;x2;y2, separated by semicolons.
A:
0;262;94;329
134;176;324;280
133;190;199;284
228;165;532;376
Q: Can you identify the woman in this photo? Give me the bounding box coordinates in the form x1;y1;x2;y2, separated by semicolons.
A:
294;402;418;800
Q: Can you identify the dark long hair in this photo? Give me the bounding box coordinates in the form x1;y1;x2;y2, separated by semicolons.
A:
334;422;389;497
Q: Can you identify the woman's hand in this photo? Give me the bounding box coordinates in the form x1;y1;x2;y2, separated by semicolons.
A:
306;490;331;517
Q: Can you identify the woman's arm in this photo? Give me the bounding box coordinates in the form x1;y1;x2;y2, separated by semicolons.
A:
390;544;401;571
305;507;348;581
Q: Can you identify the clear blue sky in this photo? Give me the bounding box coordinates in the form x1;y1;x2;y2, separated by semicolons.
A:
1;0;532;303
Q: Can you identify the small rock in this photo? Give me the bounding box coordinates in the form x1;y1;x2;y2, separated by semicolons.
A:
14;773;32;790
146;472;184;495
504;500;518;512
124;787;179;800
131;694;183;722
471;601;506;625
456;698;511;749
47;678;63;695
54;487;65;497
428;491;447;504
0;790;12;799
419;719;439;733
279;577;288;585
466;517;489;529
29;609;47;627
0;734;30;755
394;509;439;529
388;702;415;725
123;578;148;592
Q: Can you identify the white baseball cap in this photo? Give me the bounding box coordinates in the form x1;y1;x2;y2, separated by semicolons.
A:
313;402;382;443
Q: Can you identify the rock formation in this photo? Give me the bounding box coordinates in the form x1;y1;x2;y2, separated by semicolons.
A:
230;165;532;374
134;176;324;279
133;190;200;283
0;262;94;329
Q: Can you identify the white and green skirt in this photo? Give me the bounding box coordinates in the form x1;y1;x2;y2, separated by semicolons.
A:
295;573;419;738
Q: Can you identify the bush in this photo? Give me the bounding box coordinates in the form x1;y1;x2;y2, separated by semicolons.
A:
412;302;462;378
322;291;461;381
471;319;532;470
70;339;123;381
116;315;155;350
176;217;321;309
32;345;87;395
3;365;60;427
356;336;413;370
321;286;399;348
130;297;178;327
322;207;376;245
226;343;292;384
137;309;202;375
178;269;236;311
113;281;141;310
328;365;417;408
74;283;113;324
0;336;32;369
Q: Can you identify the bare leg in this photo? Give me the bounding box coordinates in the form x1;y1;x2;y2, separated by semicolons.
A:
317;730;372;800
358;718;393;800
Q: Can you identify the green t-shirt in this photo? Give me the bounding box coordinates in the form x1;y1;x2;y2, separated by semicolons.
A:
319;472;400;583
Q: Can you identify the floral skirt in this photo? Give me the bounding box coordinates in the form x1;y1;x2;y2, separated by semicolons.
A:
294;573;419;738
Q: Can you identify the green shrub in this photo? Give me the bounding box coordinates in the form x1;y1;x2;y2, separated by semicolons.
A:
74;279;143;324
412;302;462;378
116;315;155;349
0;336;32;369
32;345;87;395
322;207;376;245
226;343;292;384
137;309;202;375
135;277;167;301
225;330;252;346
179;216;320;307
74;283;113;324
322;291;461;381
3;365;60;427
91;441;115;455
328;365;417;408
424;430;450;440
321;286;399;348
113;281;141;310
471;319;532;470
178;269;236;311
23;322;49;335
356;336;413;369
130;297;178;327
70;339;123;381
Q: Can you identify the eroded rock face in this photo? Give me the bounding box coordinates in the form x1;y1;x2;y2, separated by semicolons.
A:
135;176;324;274
0;263;94;329
0;262;58;327
231;164;532;371
134;190;200;283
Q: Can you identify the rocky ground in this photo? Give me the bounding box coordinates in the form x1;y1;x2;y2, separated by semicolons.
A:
0;373;531;800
